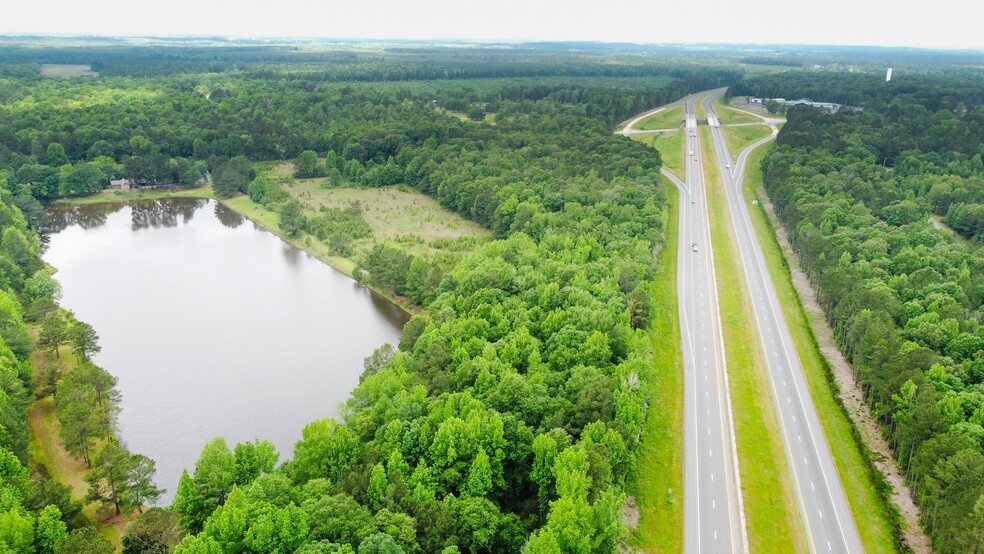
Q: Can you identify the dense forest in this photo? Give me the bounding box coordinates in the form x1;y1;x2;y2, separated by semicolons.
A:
758;73;984;551
168;73;673;554
0;44;745;552
0;41;744;81
0;68;737;205
727;70;984;111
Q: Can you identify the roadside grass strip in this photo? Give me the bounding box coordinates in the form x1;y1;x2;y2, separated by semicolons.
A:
700;127;808;554
627;181;685;552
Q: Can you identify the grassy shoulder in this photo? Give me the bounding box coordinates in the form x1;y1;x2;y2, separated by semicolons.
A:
626;179;683;552
700;128;808;553
631;131;685;176
741;146;901;552
636;104;685;131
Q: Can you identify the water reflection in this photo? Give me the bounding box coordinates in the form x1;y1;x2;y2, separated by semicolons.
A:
43;203;123;233
43;198;210;234
367;284;417;329
214;203;244;229
282;243;303;267
130;198;206;231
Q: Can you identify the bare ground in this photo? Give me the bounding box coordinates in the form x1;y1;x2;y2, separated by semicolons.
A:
757;191;932;553
619;495;642;554
40;64;98;78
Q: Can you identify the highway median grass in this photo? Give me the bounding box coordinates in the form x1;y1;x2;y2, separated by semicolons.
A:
700;127;809;554
627;179;684;552
741;146;901;553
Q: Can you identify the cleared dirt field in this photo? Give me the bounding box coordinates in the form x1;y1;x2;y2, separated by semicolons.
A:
40;64;99;77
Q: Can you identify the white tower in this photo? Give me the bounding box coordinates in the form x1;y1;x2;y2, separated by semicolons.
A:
886;68;893;82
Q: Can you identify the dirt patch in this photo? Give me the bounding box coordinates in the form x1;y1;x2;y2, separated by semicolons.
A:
40;64;98;78
622;495;640;530
757;190;932;553
28;396;89;498
618;495;643;554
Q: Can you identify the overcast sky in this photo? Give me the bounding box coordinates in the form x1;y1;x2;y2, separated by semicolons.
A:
2;0;981;50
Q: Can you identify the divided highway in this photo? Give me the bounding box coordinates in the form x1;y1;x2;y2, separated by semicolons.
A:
677;97;747;553
703;93;864;553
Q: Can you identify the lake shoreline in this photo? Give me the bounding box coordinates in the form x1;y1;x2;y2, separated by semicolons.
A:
54;186;418;319
44;196;409;503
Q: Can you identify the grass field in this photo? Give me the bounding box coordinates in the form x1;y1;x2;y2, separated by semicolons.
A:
279;174;489;258
222;163;490;309
714;99;765;125
741;146;900;553
627;180;684;552
636;104;686;131
256;162;489;259
40;64;98;77
631;130;685;176
695;96;708;121
722;124;774;163
700;127;809;553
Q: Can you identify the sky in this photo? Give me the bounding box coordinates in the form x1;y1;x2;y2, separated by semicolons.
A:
2;0;981;50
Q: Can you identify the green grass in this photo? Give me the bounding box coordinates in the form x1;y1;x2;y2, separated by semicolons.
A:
928;214;968;244
627;180;684;552
695;95;708;121
224;163;490;310
636;104;686;131
700;127;809;554
741;146;901;553
278;173;490;259
713;98;765;125
254;162;489;258
722;124;774;163
631;130;685;176
54;186;214;205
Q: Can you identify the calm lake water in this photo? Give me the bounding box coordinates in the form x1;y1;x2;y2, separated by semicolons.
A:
43;198;408;503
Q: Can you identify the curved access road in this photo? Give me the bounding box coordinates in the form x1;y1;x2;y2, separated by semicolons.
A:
703;93;864;554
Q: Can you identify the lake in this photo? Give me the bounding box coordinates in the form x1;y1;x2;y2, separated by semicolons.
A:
42;198;408;502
